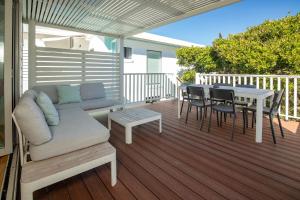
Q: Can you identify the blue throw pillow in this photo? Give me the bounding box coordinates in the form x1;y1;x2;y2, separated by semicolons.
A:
36;92;59;126
57;85;82;104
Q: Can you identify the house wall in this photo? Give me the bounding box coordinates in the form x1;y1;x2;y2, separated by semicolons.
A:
124;39;179;75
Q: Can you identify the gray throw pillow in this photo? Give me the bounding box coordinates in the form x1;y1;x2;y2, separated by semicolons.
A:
57;85;82;104
80;82;105;100
36;92;60;126
14;96;52;145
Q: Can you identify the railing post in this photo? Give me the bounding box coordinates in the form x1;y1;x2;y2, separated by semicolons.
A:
28;20;36;88
119;37;124;104
294;78;298;119
285;77;289;120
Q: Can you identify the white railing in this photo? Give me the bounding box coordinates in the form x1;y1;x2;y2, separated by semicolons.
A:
122;73;177;104
196;73;300;120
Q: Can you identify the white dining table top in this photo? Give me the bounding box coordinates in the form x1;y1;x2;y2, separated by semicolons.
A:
179;84;274;99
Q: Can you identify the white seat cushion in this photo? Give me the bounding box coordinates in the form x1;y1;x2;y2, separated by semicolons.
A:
30;108;110;161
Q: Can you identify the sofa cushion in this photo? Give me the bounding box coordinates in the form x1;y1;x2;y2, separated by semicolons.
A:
29;107;110;161
80;82;105;100
57;85;81;104
32;85;58;104
14;96;52;145
23;89;38;100
36;92;60;126
80;98;121;110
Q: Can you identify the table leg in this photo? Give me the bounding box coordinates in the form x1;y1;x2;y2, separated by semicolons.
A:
256;98;263;143
108;117;111;130
125;126;132;144
159;117;162;133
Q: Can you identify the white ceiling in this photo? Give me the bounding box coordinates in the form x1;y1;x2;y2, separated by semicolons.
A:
23;0;240;37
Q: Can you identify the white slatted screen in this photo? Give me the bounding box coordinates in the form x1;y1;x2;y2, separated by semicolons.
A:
31;47;120;100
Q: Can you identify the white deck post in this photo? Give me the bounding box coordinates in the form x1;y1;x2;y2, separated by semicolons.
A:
119;37;125;105
28;20;36;88
256;97;263;143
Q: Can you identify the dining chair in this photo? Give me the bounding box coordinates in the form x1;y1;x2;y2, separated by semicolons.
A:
180;87;190;115
208;88;237;140
243;89;285;144
185;86;210;127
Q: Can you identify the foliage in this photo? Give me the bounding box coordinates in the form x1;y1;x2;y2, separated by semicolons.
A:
176;13;300;81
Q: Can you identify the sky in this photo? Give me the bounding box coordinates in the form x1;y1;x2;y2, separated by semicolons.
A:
149;0;300;46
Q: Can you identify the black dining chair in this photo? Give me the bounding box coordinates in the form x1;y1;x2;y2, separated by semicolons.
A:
243;90;285;144
185;86;210;127
180;87;190;115
208;88;238;140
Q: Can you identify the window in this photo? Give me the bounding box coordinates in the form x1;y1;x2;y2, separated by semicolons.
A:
124;47;132;59
147;50;162;73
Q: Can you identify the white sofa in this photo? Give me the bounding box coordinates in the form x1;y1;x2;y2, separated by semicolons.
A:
12;82;118;200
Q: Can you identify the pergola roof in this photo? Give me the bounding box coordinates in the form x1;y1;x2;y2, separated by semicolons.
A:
23;0;239;37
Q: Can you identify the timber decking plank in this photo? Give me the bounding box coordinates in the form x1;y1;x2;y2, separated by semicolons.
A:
66;176;92;200
95;165;137;200
81;170;114;200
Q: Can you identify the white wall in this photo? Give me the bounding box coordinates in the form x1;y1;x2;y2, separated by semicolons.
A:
124;39;179;75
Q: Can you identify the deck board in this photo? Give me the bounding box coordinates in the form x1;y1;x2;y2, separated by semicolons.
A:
34;100;300;200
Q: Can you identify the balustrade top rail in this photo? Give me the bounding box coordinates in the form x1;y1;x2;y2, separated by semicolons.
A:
197;74;300;78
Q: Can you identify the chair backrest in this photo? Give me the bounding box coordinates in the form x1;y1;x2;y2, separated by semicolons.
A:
209;88;235;102
213;83;233;88
270;89;285;114
187;86;205;99
235;84;256;88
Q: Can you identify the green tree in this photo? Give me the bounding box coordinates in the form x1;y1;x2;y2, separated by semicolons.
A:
176;13;300;82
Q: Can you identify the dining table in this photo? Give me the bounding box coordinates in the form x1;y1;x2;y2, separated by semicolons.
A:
177;84;274;143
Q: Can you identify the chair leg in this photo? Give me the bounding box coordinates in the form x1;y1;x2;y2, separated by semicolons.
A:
196;107;199;120
205;107;207;118
251;111;255;128
208;108;212;133
180;100;184;115
224;113;227;123
231;113;236;141
242;110;246;134
269;115;276;144
216;111;219;127
200;108;205;130
277;113;284;138
200;107;203;120
185;104;190;124
220;112;223;127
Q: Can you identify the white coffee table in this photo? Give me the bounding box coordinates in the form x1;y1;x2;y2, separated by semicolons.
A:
108;108;162;144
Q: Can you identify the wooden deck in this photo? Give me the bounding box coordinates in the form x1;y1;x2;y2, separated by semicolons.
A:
34;100;300;200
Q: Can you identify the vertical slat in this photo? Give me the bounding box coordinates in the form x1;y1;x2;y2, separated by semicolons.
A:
278;77;281;115
270;77;273;90
133;74;135;102
294;78;298;118
228;76;231;84
244;76;247;85
213;76;216;84
256;77;259;89
218;76;220;83
129;75;132;103
238;76;241;84
209;76;212;85
233;76;236;87
250;76;253;85
124;75;127;104
285;77;289;120
263;77;266;89
222;76;225;83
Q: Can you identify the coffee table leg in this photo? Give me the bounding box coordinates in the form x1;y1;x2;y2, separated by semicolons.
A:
159;118;162;133
125;126;132;144
108;117;111;130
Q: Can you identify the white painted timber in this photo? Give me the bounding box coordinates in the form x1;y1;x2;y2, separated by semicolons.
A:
22;0;240;36
108;108;162;144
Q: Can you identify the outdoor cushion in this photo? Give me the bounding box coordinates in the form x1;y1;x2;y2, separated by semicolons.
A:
57;85;81;104
22;89;38;100
14;96;52;145
29;107;110;161
54;102;81;110
32;85;58;104
36;92;60;126
80;82;106;100
80;98;120;110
